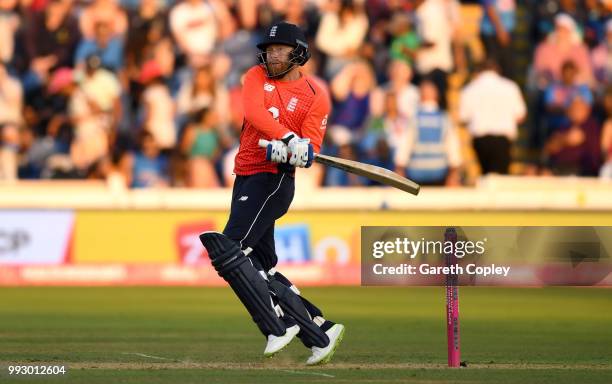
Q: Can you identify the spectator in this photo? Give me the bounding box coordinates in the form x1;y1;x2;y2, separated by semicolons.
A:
379;59;419;120
324;143;364;186
176;64;230;130
125;1;174;112
119;130;169;188
29;66;77;164
69;56;121;171
601;118;612;178
0;61;23;128
21;65;76;152
591;19;612;91
368;59;418;153
545;96;602;176
414;0;461;110
379;90;409;157
453;0;486;73
533;13;593;90
360;135;394;186
17;124;59;179
6;0;612;186
300;53;329;95
598;86;612;178
20;0;50;12
0;0;19;65
395;78;462;186
271;0;319;40
530;0;588;43
330;61;376;136
0;60;20;180
75;20;125;72
544;60;593;133
360;12;390;82
23;0;80;72
218;14;258;88
169;0;226;67
459;60;526;174
125;0;170;70
1;122;19;181
139;60;176;151
315;0;369;79
180;107;220;188
79;0;128;40
388;12;420;67
231;0;257;30
584;0;610;47
1;60;23;182
479;0;517;79
28;66;82;179
127;0;168;41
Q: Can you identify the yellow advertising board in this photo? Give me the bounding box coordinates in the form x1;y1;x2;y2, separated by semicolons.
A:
73;210;612;264
2;209;611;286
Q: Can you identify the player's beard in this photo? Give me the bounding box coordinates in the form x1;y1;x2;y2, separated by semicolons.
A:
267;60;292;77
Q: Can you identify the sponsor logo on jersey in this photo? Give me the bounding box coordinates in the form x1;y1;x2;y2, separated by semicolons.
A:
321;114;328;130
264;83;275;92
268;106;280;121
287;97;299;112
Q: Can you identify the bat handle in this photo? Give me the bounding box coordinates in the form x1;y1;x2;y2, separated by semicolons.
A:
258;139;270;148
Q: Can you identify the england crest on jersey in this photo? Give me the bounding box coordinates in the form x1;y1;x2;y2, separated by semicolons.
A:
287;97;299;112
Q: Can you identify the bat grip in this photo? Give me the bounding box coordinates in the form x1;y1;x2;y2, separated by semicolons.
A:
258;139;270;148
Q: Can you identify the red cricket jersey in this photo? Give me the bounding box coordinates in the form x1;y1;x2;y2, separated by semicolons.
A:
234;65;330;175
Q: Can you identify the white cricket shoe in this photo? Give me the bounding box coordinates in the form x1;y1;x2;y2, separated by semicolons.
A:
263;325;300;357
306;324;345;366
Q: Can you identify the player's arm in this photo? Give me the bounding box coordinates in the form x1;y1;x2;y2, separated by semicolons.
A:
262;83;330;168
242;67;291;139
299;90;331;153
274;90;329;168
266;91;329;168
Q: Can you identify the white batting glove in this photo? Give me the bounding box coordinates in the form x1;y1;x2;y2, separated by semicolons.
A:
290;138;314;167
265;139;288;163
281;132;314;168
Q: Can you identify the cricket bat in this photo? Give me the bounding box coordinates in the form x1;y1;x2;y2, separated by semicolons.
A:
258;139;420;195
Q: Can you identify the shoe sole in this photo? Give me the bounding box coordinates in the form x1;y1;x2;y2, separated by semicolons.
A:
264;328;300;358
307;325;345;366
264;344;287;358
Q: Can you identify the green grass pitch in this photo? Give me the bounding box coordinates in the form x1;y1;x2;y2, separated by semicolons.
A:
0;286;611;383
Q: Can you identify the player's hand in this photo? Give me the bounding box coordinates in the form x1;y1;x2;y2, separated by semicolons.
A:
290;138;314;168
281;132;314;168
265;139;288;164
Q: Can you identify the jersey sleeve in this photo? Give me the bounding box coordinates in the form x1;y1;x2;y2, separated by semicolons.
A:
242;66;291;139
300;88;331;153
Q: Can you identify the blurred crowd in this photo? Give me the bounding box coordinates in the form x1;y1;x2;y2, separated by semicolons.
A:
0;0;610;188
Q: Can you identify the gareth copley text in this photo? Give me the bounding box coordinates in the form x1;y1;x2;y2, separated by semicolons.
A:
372;264;511;277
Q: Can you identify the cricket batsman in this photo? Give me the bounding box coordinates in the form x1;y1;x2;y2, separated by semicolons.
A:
199;21;345;365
